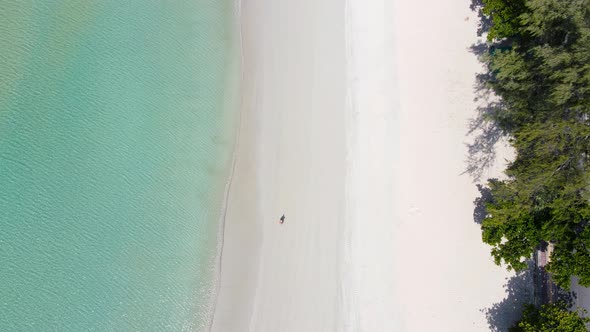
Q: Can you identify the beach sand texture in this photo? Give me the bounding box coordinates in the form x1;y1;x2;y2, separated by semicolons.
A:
390;0;522;330
211;0;346;331
212;0;525;331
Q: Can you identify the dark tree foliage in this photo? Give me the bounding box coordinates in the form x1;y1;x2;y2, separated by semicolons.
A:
509;302;589;331
483;120;590;286
478;0;590;289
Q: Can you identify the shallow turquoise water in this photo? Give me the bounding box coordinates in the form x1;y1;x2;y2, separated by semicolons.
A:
0;1;239;330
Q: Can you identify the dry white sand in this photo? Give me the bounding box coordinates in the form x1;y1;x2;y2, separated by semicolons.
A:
387;0;523;330
344;0;522;331
211;0;531;331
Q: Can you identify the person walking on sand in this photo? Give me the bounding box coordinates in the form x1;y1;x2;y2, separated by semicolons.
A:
279;214;286;224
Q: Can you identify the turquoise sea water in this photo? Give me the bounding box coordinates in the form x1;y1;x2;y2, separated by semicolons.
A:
0;1;239;330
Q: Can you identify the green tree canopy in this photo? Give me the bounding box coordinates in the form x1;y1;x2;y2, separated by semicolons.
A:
482;119;590;287
477;0;590;288
510;303;589;332
482;0;527;40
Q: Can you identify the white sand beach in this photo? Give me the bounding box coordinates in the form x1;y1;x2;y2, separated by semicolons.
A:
211;0;346;330
211;0;527;331
389;0;523;329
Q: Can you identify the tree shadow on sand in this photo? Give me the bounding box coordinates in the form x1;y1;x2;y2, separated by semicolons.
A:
482;263;535;331
464;0;511;182
473;183;493;224
482;260;576;331
470;0;493;37
464;43;506;182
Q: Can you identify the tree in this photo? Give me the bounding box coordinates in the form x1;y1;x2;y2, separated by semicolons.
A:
510;302;589;332
482;0;527;40
481;120;590;288
477;0;590;288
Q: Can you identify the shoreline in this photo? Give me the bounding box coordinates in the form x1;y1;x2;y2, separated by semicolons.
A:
207;0;246;328
209;0;262;328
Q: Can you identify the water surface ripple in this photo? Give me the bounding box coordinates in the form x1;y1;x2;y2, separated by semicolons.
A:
0;1;238;330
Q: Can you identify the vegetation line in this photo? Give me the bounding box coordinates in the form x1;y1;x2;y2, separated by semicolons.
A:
471;0;590;329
